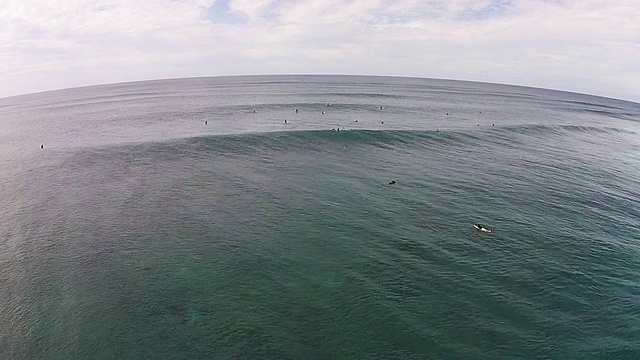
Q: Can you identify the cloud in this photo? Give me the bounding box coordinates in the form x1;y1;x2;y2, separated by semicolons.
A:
1;0;639;102
227;0;279;21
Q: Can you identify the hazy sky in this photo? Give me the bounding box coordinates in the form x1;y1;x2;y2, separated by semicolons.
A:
2;0;639;102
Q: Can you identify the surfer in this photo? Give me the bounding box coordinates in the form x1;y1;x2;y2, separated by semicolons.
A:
204;120;208;125
284;119;287;124
322;111;325;115
389;180;396;185
295;108;298;113
473;224;492;233
40;144;44;149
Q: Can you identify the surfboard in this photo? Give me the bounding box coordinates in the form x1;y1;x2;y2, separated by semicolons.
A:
473;224;492;233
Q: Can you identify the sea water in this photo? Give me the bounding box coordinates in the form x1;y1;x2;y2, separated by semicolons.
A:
1;75;639;359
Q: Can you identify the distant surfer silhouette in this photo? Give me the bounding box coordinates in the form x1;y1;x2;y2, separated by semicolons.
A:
284;119;287;124
40;144;43;149
388;180;396;185
295;108;298;113
204;120;208;125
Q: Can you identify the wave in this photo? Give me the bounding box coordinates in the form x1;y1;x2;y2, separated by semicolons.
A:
75;124;634;159
493;124;621;136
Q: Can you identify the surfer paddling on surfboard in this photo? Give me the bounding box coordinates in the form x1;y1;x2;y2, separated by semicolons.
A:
473;224;492;233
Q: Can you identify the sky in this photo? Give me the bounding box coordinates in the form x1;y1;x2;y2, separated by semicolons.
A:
1;0;639;102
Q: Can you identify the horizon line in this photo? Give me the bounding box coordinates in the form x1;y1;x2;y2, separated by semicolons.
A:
2;74;638;106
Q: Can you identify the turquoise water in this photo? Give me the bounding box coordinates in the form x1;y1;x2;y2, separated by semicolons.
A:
1;75;639;359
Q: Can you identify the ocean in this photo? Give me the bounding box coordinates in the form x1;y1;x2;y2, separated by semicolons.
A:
0;75;639;359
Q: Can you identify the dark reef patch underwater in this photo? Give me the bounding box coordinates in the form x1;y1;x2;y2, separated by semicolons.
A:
1;75;639;359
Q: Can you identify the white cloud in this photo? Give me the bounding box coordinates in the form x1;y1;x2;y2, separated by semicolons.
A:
1;0;639;102
227;0;278;21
